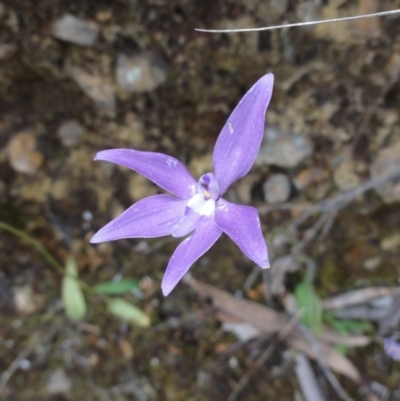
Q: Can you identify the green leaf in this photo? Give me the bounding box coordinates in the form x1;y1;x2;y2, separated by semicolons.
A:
62;257;86;321
326;317;350;355
107;298;150;328
94;278;140;295
295;281;322;335
337;319;373;334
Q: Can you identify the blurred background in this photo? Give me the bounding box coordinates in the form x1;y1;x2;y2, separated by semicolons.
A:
1;0;400;400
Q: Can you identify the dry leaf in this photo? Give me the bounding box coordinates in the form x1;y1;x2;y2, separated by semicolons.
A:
323;287;399;310
185;277;361;382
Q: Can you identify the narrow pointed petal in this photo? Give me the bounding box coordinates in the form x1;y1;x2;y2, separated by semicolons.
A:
213;73;274;194
90;195;187;243
161;220;222;296
95;149;197;199
215;199;269;268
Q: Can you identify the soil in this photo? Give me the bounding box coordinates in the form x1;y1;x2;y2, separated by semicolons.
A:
1;0;400;400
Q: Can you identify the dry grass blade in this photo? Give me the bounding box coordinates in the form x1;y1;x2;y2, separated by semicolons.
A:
195;9;400;33
323;287;399;310
295;353;328;401
185;277;362;382
322;329;370;347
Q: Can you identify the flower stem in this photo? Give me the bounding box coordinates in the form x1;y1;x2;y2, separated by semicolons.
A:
0;221;65;275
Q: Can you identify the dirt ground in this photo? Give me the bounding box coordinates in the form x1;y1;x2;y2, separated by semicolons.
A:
1;0;400;400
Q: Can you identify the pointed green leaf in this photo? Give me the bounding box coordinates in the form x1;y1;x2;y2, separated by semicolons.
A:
107;298;150;327
62;257;86;321
295;281;322;335
94;279;140;295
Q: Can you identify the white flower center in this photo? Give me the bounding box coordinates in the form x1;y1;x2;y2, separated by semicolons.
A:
187;193;216;217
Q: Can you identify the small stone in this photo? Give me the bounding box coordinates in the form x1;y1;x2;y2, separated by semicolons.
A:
334;159;360;191
255;126;313;168
381;233;400;251
363;256;382;271
52;14;99;46
96;10;112;23
294;167;329;190
46;369;72;395
119;338;133;360
116;52;168;93
69;66;115;112
57;120;85;147
263;173;291;204
270;0;288;16
370;140;400;204
7;132;43;175
13;285;44;314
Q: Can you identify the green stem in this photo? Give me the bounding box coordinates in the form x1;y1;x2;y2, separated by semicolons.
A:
0;221;65;274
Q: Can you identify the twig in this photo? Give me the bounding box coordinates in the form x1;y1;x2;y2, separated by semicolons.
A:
227;310;304;401
196;9;400;33
0;321;61;395
351;61;400;154
289;165;400;246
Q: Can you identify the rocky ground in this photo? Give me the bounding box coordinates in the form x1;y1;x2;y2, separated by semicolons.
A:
1;0;400;400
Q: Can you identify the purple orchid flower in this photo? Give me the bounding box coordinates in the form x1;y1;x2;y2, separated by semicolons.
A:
384;337;400;361
90;73;274;296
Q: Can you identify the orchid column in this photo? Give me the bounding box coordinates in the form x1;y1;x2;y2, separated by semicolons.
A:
90;73;274;295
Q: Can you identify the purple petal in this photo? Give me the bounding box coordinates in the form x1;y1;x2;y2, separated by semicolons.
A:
95;149;197;199
213;73;274;194
172;208;204;238
90;194;187;243
161;220;222;296
214;199;269;268
384;337;400;361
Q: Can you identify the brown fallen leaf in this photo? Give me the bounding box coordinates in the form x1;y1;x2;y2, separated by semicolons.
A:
185;277;361;382
288;335;360;382
323;287;399;310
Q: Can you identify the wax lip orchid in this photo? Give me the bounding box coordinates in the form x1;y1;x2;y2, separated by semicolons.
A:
90;73;274;296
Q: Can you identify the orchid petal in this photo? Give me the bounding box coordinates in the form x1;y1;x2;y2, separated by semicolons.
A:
161;220;222;296
95;149;197;199
90;195;187;243
213;73;274;194
215;199;269;268
172;208;204;238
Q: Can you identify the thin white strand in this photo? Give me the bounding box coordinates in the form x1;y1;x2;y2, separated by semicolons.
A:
195;9;400;33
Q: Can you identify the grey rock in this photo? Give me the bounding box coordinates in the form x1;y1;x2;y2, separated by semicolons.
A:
52;14;99;46
116;52;168;93
57;120;84;147
270;0;288;16
371;140;400;204
46;369;72;395
263;173;291;204
255;126;313;168
6;132;43;175
69;66;115;112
